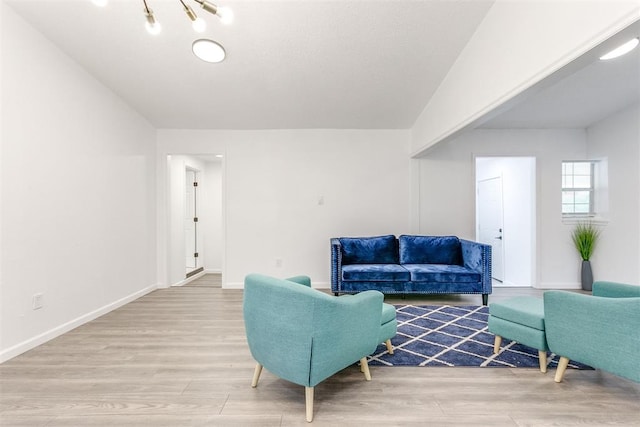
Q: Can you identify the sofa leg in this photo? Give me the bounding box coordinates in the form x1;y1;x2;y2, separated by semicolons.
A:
482;294;488;306
555;356;570;383
334;292;339;296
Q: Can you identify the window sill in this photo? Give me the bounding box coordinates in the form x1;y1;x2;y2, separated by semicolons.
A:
562;215;609;226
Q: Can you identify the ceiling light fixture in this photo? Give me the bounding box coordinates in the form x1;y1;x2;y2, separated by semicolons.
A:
599;37;639;60
193;0;234;25
135;0;232;36
192;39;226;63
91;0;108;7
143;0;161;35
179;0;207;33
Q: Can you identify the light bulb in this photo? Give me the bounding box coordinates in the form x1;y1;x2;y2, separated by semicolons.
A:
146;21;162;35
91;0;108;6
192;17;207;33
217;6;233;25
600;38;639;60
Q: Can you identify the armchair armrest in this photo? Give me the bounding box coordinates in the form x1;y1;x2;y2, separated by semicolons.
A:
286;275;312;287
593;281;640;298
309;290;383;386
544;290;640;383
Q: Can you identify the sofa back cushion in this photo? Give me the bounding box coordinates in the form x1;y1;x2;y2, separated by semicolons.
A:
339;235;399;264
399;235;462;265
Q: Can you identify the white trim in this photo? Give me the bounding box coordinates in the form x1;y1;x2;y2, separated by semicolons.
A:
172;270;207;287
0;284;158;363
223;281;244;289
204;268;222;274
536;282;581;290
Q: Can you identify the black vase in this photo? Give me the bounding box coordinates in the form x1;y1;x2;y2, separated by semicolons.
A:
581;260;593;291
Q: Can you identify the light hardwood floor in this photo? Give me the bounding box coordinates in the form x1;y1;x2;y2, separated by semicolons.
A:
1;274;639;426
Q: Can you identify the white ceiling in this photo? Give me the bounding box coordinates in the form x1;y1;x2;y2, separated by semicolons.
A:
5;0;494;130
481;34;640;129
6;0;639;132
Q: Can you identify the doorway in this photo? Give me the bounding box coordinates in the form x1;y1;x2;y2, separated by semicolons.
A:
475;157;536;287
166;154;224;286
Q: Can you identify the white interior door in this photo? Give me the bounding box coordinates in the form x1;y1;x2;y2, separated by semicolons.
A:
185;169;197;272
477;176;504;282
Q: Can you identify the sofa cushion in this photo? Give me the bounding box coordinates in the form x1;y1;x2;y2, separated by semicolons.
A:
402;264;480;283
398;235;462;265
339;235;399;265
342;264;410;282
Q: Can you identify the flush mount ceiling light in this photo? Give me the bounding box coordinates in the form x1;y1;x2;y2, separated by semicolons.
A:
192;39;226;63
599;37;639;60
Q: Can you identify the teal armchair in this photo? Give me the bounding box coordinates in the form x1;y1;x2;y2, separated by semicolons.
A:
544;281;640;383
243;274;384;422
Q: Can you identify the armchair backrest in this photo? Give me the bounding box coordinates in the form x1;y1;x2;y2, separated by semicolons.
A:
243;274;383;387
544;282;640;383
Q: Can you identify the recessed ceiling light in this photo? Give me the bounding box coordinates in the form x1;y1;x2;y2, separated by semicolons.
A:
215;154;224;158
91;0;108;6
192;39;226;63
599;37;639;60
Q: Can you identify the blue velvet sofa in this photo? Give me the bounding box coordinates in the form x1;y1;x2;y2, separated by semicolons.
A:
331;234;492;305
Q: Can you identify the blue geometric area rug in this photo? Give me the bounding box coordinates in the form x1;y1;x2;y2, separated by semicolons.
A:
368;305;591;369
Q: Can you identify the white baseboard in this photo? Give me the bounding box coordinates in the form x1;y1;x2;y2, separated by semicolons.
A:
204;269;222;274
536;282;581;290
172;271;207;287
0;284;157;363
222;280;331;290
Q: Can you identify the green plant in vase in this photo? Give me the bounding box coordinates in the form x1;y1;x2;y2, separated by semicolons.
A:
571;222;600;291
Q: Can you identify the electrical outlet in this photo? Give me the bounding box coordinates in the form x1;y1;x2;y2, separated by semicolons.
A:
275;258;283;268
32;293;44;310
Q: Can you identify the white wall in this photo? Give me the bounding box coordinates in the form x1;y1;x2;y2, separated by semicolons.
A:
418;129;586;289
157;129;412;288
0;4;157;361
586;104;640;284
476;157;536;287
411;0;640;155
202;160;223;272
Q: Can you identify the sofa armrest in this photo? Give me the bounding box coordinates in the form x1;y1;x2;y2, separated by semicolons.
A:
460;239;492;294
330;238;343;293
593;281;640;298
544;290;640;382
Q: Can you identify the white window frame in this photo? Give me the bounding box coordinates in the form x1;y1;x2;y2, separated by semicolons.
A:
562;161;595;217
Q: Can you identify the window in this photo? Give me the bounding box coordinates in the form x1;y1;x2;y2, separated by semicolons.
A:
562;161;594;215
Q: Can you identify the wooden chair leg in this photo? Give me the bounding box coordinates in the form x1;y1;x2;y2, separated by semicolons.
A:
385;339;394;354
305;386;314;422
251;363;263;388
493;335;502;354
538;350;547;373
360;357;372;381
554;356;570;383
